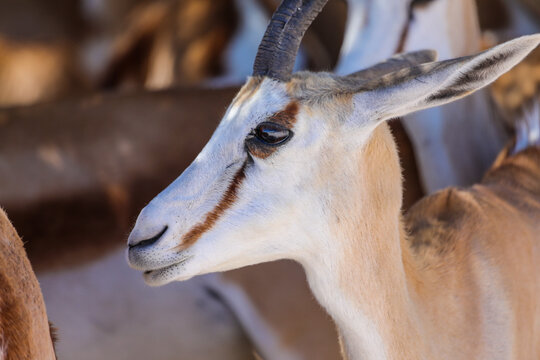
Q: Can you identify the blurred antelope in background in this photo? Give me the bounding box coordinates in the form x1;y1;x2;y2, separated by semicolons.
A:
0;209;56;359
337;0;509;192
128;0;540;358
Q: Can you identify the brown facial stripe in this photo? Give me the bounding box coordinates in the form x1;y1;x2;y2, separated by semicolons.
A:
178;161;247;249
246;101;299;159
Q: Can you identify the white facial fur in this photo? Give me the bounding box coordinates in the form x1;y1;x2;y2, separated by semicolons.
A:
127;77;374;286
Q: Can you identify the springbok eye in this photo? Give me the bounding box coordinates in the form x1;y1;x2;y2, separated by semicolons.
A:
253;122;292;145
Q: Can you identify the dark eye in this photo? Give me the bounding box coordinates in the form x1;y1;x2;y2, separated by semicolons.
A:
253;122;292;145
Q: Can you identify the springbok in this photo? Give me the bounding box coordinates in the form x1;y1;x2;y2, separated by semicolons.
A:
0;208;56;359
127;0;540;358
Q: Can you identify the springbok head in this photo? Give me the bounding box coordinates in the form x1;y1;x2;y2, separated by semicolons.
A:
127;0;540;286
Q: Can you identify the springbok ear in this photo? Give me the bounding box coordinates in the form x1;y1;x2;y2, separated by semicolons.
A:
347;50;438;81
355;34;540;121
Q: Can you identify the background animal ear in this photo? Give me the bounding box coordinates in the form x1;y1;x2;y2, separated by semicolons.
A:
355;34;540;121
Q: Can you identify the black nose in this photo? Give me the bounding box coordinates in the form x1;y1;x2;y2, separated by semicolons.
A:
129;226;168;249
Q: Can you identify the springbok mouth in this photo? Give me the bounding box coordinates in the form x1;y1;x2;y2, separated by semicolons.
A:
142;256;192;275
142;256;193;285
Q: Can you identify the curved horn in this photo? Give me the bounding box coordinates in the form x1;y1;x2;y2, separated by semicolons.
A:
253;0;329;81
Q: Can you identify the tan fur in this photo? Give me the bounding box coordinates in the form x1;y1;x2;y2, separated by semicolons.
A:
303;114;540;358
0;209;56;359
404;146;540;358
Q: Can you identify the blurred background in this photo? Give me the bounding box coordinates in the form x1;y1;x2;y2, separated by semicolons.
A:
1;0;540;359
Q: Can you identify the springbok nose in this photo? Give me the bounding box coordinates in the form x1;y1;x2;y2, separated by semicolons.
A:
128;226;168;249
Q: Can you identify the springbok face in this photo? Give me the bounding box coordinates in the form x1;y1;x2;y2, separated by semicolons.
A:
127;0;540;286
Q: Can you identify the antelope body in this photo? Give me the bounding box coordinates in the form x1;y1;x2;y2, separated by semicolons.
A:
121;1;539;358
0;209;56;359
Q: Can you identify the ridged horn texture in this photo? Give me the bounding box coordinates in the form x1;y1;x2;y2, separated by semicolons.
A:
253;0;329;81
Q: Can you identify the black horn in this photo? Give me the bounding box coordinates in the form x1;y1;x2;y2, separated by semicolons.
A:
253;0;329;81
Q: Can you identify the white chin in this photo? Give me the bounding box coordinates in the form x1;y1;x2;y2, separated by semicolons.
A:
142;262;194;286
